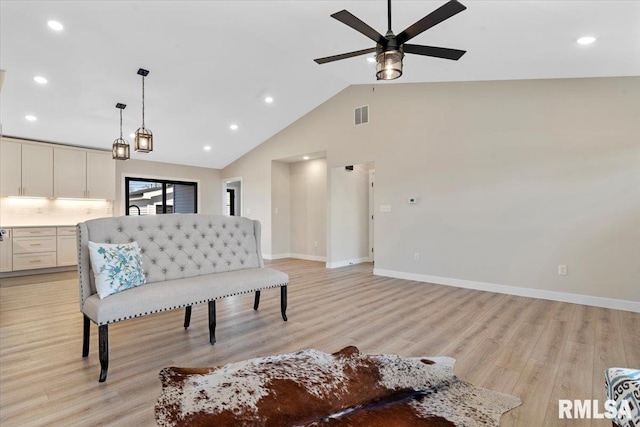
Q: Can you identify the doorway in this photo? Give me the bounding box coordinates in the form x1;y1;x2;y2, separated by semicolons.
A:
328;162;374;268
222;178;242;216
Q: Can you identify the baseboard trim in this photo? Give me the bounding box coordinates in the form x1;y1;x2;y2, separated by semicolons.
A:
264;253;326;262
373;268;640;313
327;257;371;269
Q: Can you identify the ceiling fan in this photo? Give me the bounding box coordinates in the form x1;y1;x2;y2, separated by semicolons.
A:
314;0;467;80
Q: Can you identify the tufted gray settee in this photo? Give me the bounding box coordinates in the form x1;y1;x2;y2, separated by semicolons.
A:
77;214;289;382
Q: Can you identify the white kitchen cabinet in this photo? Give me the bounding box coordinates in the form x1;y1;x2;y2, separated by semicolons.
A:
54;148;87;198
54;148;115;200
0;229;12;272
12;227;58;271
0;139;53;197
86;151;115;200
0;141;22;197
56;227;77;266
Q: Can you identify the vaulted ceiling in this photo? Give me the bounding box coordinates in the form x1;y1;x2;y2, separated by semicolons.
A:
1;1;638;169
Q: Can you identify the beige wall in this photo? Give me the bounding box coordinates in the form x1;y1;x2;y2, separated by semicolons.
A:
222;76;640;308
271;161;291;257
289;158;327;260
115;159;221;216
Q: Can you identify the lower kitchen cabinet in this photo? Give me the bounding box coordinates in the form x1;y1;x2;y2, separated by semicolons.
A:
1;226;78;272
56;227;77;266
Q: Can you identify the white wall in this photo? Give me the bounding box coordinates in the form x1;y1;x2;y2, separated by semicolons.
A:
328;164;370;268
115;159;221;216
222;76;640;310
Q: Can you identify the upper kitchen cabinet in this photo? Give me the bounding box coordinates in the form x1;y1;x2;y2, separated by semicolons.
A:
0;139;53;197
54;148;115;200
54;148;86;198
86;151;115;200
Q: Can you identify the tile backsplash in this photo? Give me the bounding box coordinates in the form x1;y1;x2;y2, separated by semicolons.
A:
0;197;113;226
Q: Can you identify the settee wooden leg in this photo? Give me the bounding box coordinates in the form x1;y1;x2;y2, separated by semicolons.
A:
281;286;288;321
208;300;216;345
253;291;261;310
98;324;109;382
184;305;192;328
82;315;90;357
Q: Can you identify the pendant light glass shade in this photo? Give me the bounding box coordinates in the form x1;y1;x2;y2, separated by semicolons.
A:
376;50;404;80
134;127;153;153
112;103;130;160
135;68;153;153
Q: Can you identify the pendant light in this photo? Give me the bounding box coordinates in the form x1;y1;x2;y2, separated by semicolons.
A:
134;68;153;153
112;103;130;160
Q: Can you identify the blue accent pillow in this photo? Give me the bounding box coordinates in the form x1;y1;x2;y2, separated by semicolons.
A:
88;241;146;299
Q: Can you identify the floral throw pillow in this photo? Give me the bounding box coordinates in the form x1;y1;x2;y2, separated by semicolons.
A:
88;241;146;299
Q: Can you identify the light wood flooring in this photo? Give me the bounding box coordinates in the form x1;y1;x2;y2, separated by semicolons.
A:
1;259;638;426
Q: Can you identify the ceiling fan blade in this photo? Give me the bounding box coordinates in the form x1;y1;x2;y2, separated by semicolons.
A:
396;0;467;45
403;44;466;60
331;10;386;45
314;47;377;64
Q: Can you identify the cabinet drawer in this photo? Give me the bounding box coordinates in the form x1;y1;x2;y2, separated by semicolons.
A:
13;236;57;254
57;227;77;236
13;227;56;237
13;252;57;270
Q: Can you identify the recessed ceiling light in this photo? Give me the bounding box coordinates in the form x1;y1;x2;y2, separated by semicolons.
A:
265;96;274;104
303;156;310;160
34;76;48;84
25;115;37;121
204;146;211;151
47;20;64;31
367;57;376;63
577;36;596;45
230;124;238;130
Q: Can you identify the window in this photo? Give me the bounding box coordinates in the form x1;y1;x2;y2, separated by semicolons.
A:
125;178;197;215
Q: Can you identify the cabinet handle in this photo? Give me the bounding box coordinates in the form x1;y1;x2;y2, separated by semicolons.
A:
29;260;42;263
30;243;42;246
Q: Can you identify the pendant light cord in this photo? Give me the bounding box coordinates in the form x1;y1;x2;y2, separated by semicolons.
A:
119;108;123;139
141;75;145;128
387;0;391;32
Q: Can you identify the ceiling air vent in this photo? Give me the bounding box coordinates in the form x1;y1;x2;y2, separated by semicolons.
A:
354;105;369;126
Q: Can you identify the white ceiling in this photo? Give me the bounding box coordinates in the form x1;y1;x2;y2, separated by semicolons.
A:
1;1;638;169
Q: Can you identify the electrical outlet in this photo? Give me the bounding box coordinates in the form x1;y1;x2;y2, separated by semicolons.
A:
558;265;567;276
414;252;420;261
274;207;279;214
314;241;318;247
246;208;251;214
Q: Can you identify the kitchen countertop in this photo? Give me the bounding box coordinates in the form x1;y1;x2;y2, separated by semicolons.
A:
0;224;78;228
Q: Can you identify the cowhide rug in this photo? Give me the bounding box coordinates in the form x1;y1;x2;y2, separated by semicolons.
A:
156;346;521;426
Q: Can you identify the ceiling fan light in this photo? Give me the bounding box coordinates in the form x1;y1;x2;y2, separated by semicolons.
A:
376;50;403;80
112;138;130;160
134;127;153;153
